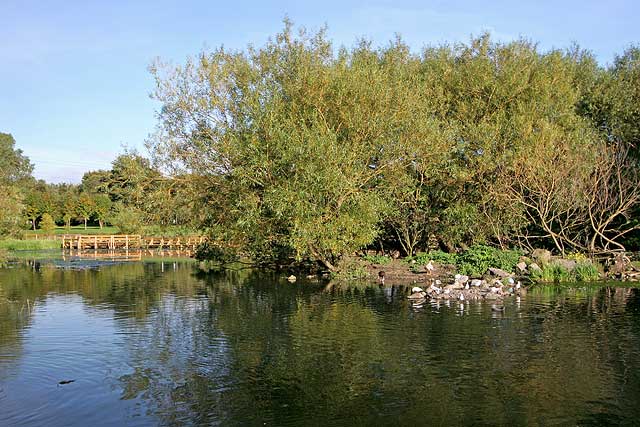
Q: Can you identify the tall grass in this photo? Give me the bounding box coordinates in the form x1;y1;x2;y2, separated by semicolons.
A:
0;239;61;251
531;260;601;283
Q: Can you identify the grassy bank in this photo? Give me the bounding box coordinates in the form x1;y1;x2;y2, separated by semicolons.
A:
0;239;61;251
24;225;198;237
25;226;120;236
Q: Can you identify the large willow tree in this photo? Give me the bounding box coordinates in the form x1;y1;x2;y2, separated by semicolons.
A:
149;22;640;267
149;23;448;269
0;133;33;236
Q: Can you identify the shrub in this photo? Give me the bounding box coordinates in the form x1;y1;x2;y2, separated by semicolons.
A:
538;263;571;282
409;250;458;266
456;245;522;277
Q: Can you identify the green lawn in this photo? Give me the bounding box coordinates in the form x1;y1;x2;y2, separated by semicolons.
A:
0;239;61;250
24;225;200;237
25;226;120;236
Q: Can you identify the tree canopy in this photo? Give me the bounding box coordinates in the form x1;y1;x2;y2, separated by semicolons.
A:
148;23;640;268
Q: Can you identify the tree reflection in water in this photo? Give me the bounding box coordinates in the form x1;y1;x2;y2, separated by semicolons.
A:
1;261;639;426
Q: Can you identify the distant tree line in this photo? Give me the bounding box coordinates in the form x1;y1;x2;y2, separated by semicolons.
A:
147;22;640;270
0;136;197;236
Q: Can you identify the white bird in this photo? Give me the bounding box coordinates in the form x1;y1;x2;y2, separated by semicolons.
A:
426;260;435;273
458;293;465;301
515;281;521;290
464;283;469;290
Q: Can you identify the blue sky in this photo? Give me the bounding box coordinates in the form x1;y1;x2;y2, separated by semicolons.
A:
2;0;639;183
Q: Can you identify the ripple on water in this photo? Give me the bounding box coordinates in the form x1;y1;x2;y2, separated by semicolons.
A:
1;264;640;426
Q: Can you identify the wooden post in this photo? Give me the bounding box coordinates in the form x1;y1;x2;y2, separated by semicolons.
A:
125;235;129;249
78;235;82;250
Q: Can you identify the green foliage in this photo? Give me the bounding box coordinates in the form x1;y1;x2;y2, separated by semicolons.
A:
39;213;56;234
26;226;120;235
76;193;95;227
533;263;572;282
362;254;392;265
456;245;522;277
406;246;521;277
140;225;197;237
409;250;458;266
573;262;601;281
0;248;7;267
332;258;369;281
194;241;239;264
109;205;143;234
92;194;112;228
531;260;601;282
0;133;33;186
5;25;640;267
0;186;24;237
147;22;640;267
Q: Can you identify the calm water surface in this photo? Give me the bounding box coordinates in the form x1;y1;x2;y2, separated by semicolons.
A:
1;259;640;426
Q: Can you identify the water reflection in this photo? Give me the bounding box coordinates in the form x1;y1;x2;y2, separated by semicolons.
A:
1;261;640;426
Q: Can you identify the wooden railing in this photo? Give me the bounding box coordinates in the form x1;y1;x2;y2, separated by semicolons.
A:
55;235;205;250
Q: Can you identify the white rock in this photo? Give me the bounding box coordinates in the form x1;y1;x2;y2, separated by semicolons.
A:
412;286;424;293
471;279;483;287
287;275;297;282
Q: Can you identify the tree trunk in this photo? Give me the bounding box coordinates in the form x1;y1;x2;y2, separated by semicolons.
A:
309;245;338;272
32;220;36;231
99;219;103;229
84;218;87;230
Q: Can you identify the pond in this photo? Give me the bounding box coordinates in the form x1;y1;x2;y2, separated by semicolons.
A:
1;259;640;426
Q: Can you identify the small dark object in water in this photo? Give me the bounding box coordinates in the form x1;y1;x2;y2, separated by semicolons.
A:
58;380;75;385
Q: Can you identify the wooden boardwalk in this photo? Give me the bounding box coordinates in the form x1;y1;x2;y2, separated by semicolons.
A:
54;234;205;250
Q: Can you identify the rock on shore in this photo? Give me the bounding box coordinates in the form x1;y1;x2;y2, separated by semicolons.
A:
407;277;525;302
